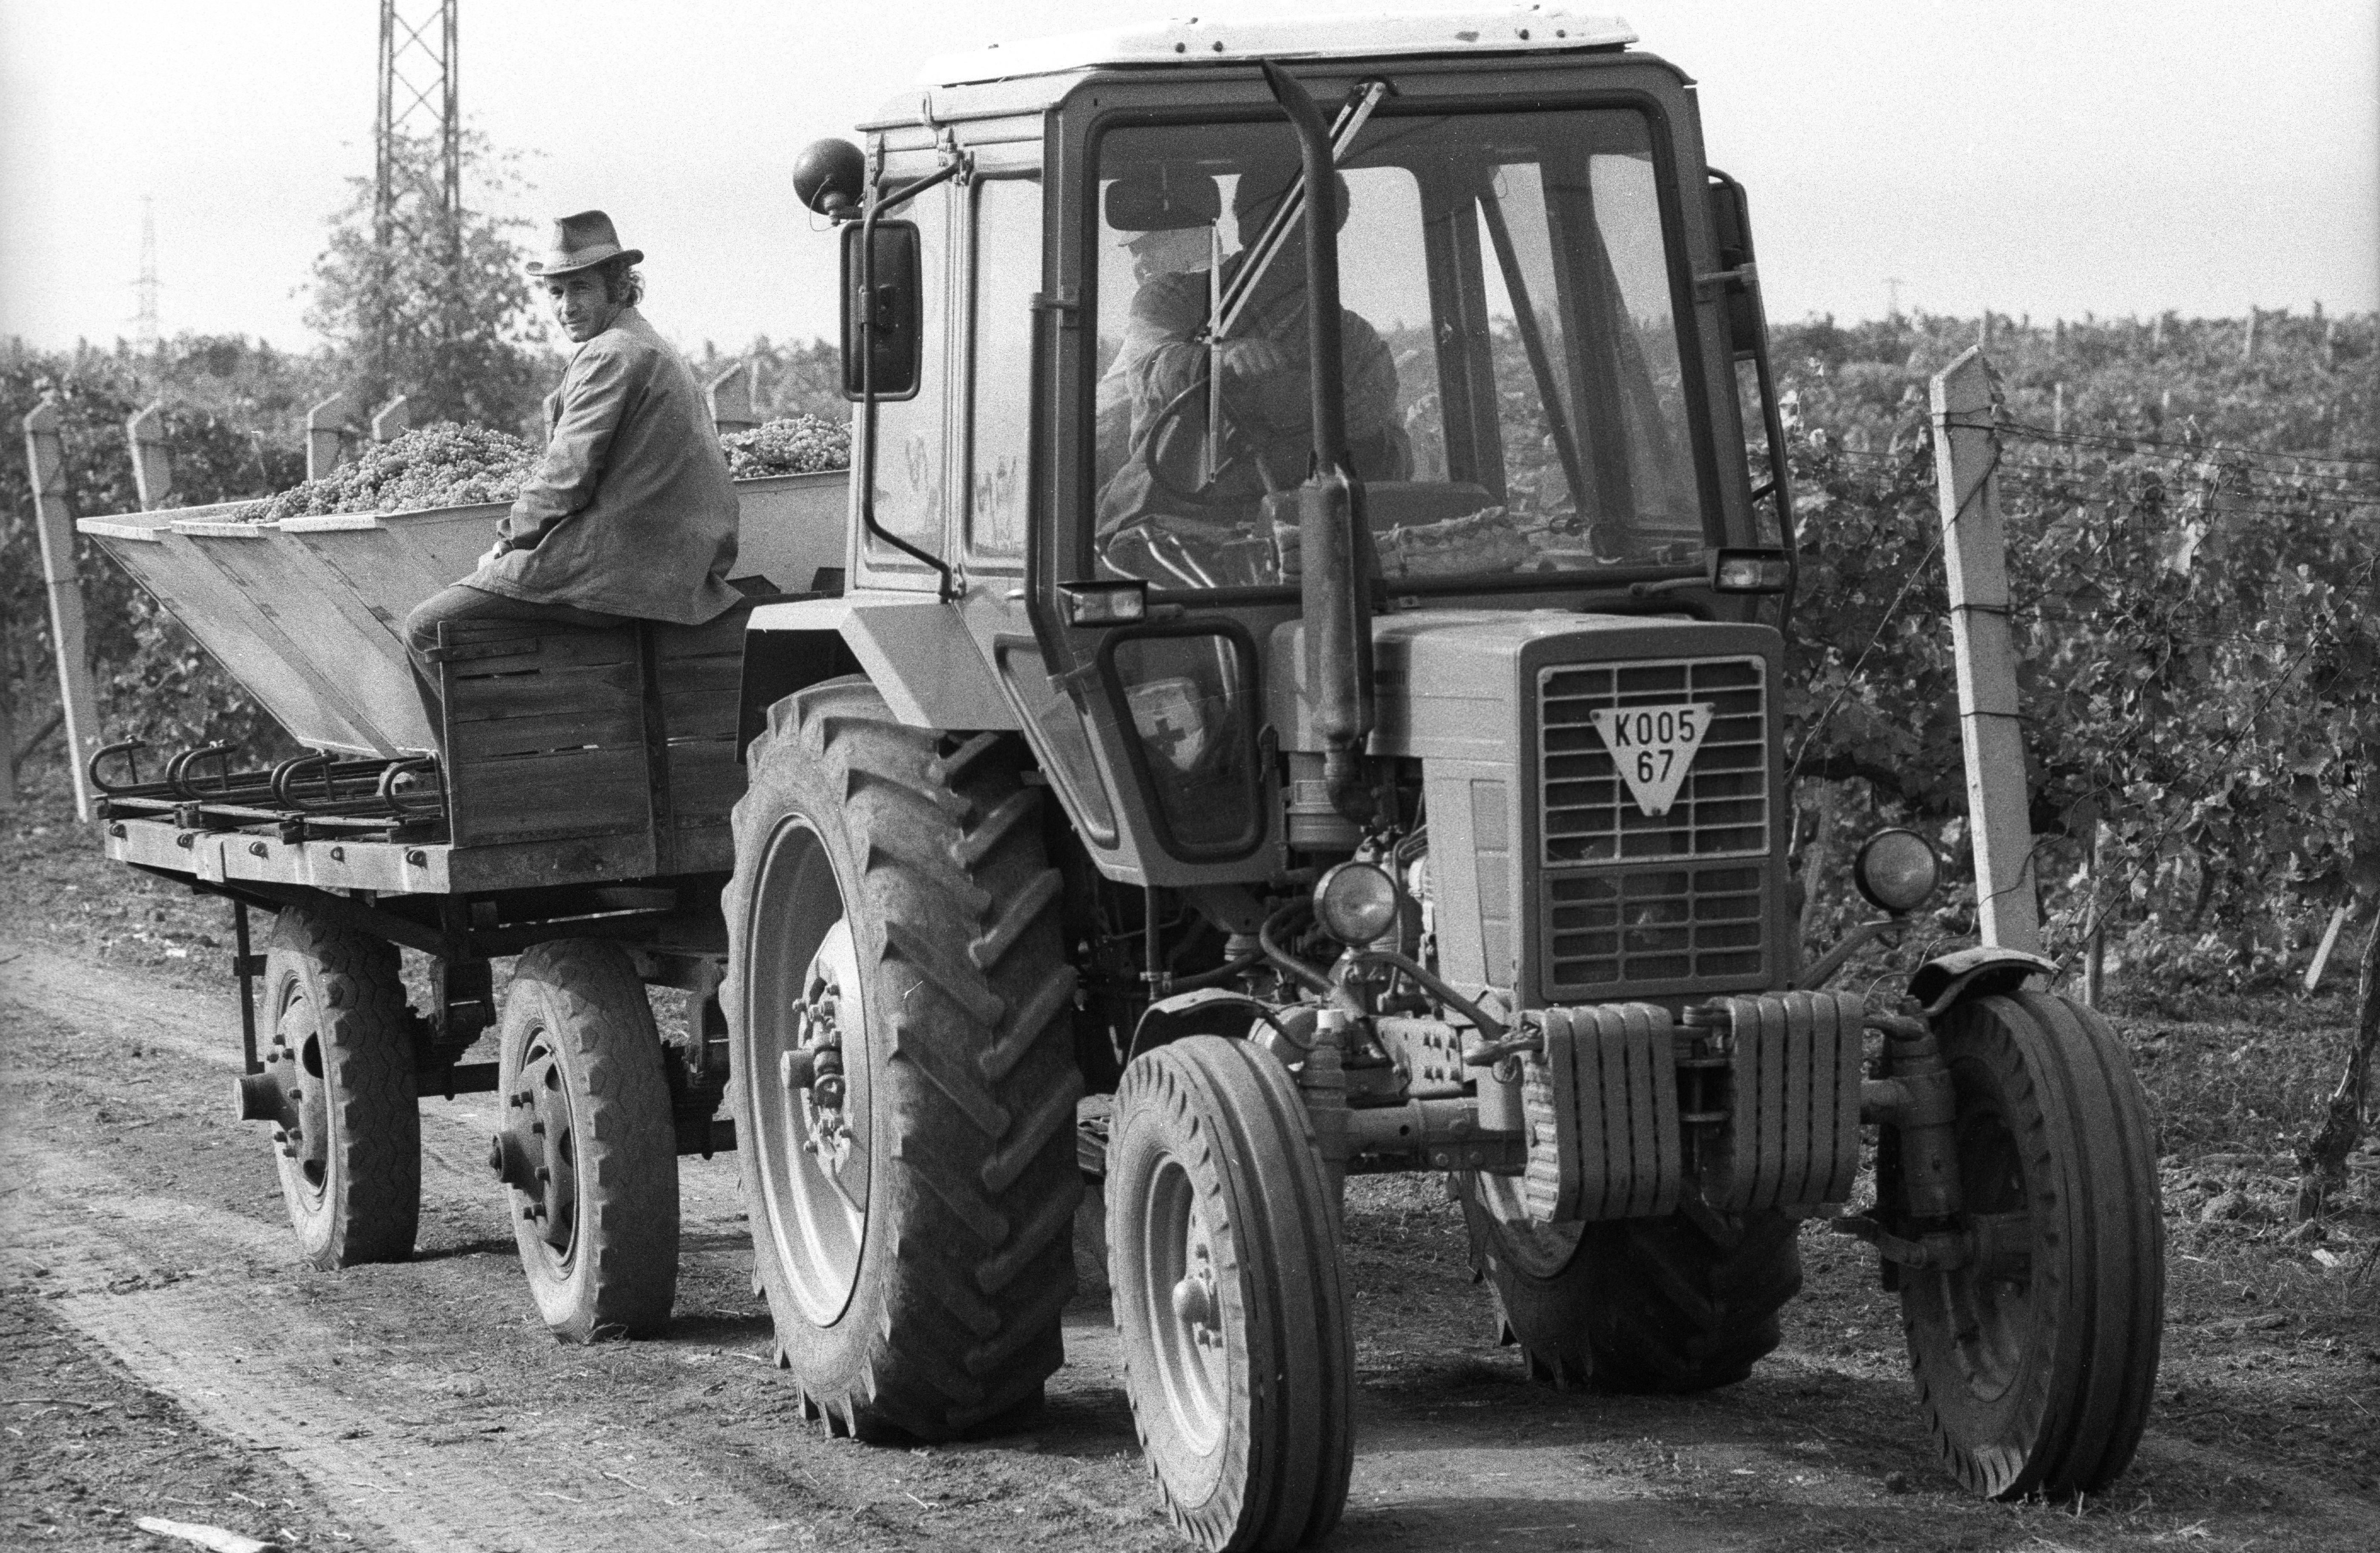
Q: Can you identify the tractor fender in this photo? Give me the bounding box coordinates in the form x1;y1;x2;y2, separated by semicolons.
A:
742;595;1018;734
1908;946;2062;1017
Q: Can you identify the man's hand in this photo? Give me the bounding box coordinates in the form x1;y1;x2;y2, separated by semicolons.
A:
477;539;508;570
1216;338;1297;383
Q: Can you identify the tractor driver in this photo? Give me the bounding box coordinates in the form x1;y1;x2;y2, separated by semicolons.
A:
402;210;741;729
1095;167;1223;479
1096;158;1402;576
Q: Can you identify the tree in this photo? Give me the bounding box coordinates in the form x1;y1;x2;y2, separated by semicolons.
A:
306;129;553;435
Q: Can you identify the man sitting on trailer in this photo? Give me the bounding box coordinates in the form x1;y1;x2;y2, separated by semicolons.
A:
401;210;741;731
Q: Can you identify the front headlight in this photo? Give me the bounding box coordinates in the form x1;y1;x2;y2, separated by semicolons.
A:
1854;828;1940;914
1313;861;1399;946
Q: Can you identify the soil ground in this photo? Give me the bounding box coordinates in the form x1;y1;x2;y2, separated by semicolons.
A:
4;771;2377;1552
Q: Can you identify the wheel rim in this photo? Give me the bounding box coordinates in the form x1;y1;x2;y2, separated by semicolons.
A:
745;817;870;1327
1471;1169;1584;1279
509;1025;582;1270
274;980;332;1208
1916;1066;2030;1401
1142;1155;1227;1455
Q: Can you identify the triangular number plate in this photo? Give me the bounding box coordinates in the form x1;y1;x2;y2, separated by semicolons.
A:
1590;702;1716;817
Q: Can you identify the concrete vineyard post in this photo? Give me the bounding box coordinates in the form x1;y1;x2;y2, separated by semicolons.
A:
707;361;758;435
370;395;410;443
2305;904;2351;994
127;401;175;511
23;397;102;819
307;392;358;481
1930;348;2041;953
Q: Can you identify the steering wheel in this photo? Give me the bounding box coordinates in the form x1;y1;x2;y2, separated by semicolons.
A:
1131;367;1277;513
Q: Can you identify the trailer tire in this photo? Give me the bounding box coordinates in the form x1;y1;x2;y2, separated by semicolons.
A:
261;905;419;1268
1459;1181;1800;1393
494;939;680;1341
1110;1035;1353;1553
724;679;1081;1440
1893;992;2163;1499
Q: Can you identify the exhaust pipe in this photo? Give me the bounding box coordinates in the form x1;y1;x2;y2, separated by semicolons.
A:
1260;61;1375;827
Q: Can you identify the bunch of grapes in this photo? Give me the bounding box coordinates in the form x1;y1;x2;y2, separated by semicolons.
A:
235;424;539;523
720;415;851;479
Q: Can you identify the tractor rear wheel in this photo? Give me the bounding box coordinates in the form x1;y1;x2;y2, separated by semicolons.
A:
259;905;419;1268
1110;1035;1353;1553
1894;992;2163;1499
724;680;1081;1440
1459;1178;1800;1393
491;938;679;1341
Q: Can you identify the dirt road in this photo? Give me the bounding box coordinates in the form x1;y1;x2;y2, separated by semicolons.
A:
4;812;2378;1552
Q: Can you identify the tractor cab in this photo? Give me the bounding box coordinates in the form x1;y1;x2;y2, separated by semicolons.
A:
780;9;1794;896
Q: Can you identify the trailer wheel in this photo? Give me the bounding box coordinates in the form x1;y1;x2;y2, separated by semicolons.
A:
490;939;679;1341
723;680;1081;1439
1894;992;2163;1499
1110;1036;1353;1553
261;905;419;1268
1458;1179;1800;1393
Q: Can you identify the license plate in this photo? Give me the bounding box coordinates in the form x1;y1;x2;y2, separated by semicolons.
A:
1589;702;1715;817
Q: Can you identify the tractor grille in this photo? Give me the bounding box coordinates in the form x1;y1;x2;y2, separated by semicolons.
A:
1537;658;1771;995
1543;865;1767;989
1538;658;1769;864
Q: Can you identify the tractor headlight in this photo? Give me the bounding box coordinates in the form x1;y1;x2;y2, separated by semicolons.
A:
1854;828;1941;914
1313;861;1399;946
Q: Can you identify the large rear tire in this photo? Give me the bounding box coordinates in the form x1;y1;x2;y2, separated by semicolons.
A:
723;680;1081;1439
1894;991;2164;1498
491;938;679;1341
1459;1177;1800;1393
1109;1036;1353;1552
260;905;419;1269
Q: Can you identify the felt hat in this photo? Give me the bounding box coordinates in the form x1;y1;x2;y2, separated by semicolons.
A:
526;210;644;276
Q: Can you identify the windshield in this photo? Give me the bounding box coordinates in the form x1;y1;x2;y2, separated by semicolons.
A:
1090;107;1706;590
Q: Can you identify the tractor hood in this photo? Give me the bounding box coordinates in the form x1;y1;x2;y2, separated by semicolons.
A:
1267;609;1783;760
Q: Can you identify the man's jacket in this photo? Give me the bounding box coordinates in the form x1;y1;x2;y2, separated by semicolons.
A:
473;307;741;624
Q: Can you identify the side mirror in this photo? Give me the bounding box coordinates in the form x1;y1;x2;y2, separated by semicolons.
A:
1705;169;1761;358
794;138;866;219
840;220;922;401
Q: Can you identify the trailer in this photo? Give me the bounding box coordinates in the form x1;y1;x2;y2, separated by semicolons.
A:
77;471;843;1338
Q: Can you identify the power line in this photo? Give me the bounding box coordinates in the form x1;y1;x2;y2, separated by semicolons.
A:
132;197;160;352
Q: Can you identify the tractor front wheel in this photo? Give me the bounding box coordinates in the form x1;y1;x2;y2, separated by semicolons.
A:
1109;1035;1353;1552
1893;991;2164;1498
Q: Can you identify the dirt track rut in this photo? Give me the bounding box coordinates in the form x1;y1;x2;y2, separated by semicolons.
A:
6;941;2376;1552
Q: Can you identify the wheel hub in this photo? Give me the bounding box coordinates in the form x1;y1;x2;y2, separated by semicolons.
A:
743;817;871;1329
788;970;861;1211
270;995;331;1202
496;1036;578;1260
1145;1158;1228;1452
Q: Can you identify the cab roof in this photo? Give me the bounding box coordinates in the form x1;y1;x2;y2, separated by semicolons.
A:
916;6;1635;89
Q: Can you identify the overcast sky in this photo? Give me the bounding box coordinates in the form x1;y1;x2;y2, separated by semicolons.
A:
2;0;2373;355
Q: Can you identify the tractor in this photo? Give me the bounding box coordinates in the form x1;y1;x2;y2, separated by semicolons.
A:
727;9;2163;1548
